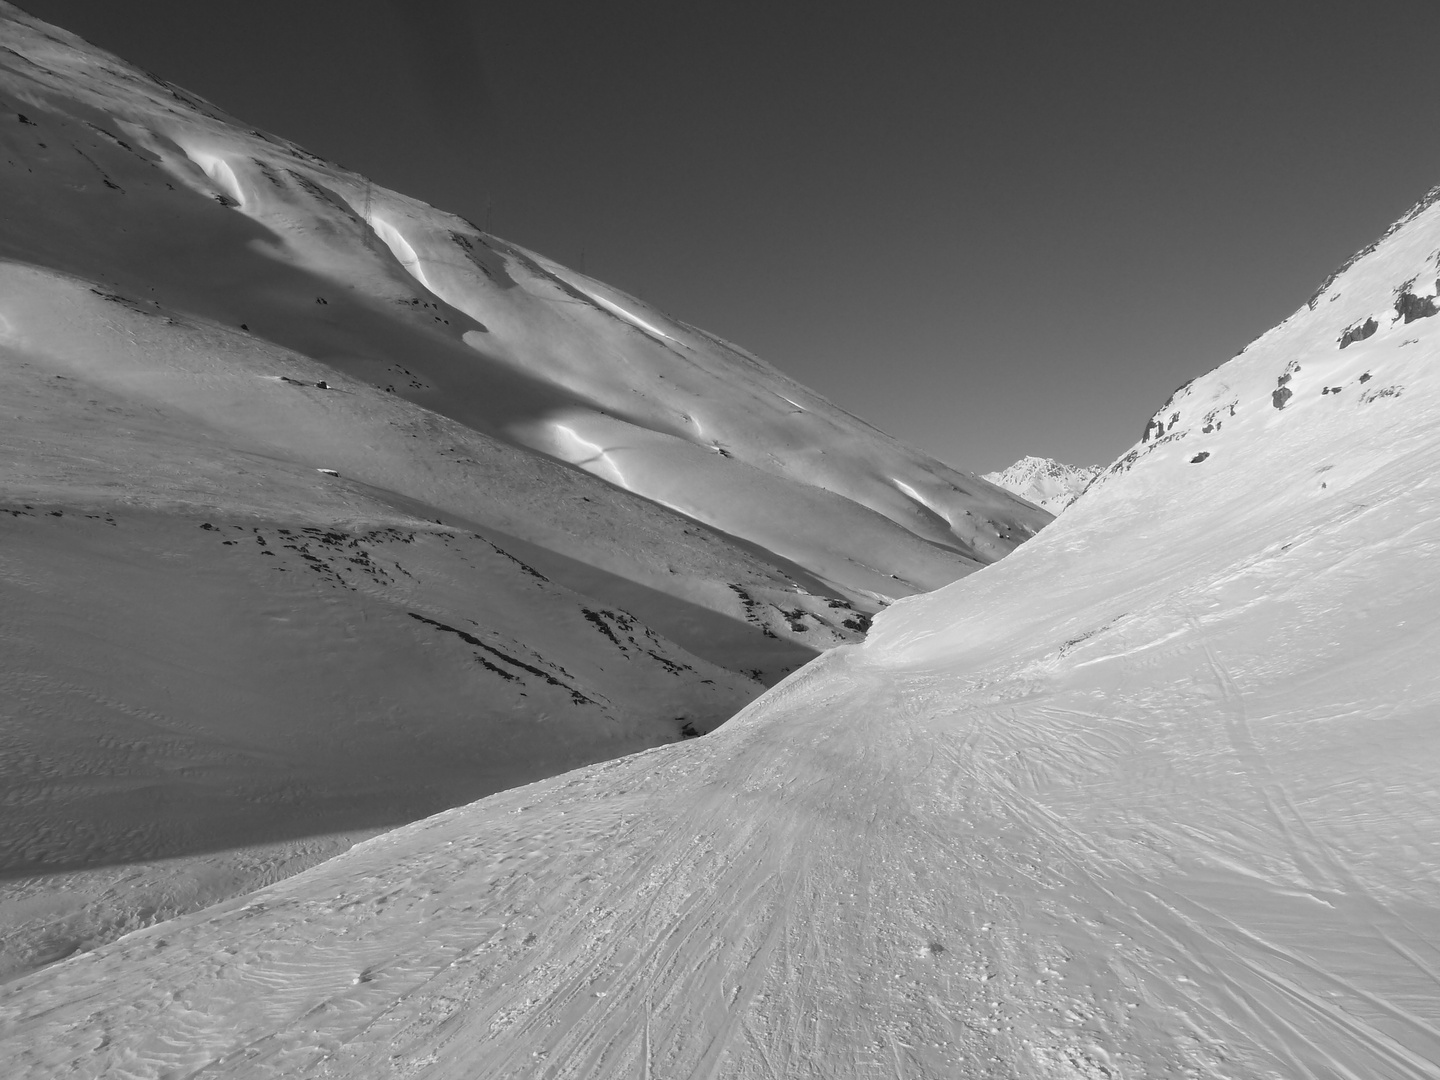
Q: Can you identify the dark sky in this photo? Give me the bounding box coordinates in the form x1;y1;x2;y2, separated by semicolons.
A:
20;1;1440;471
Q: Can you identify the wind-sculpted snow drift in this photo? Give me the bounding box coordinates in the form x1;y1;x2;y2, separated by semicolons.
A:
8;125;1440;1080
0;5;1046;977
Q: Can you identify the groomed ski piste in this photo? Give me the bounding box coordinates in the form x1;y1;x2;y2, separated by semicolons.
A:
5;111;1440;1080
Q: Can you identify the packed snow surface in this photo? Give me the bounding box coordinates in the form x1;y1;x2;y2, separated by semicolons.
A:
983;456;1101;513
6;55;1440;1079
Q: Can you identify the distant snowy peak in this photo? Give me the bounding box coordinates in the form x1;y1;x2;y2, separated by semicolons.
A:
982;455;1101;512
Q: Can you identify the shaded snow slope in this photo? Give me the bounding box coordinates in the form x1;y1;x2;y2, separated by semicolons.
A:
6;178;1438;1075
982;455;1100;513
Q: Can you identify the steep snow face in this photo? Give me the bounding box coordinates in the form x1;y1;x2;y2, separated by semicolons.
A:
7;178;1437;1075
0;5;1044;608
982;455;1100;512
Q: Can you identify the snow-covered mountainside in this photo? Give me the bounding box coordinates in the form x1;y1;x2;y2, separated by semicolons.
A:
0;5;1045;976
0;4;1040;607
983;455;1100;512
6;162;1437;1075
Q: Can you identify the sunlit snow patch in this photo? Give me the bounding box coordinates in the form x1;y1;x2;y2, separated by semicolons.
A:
550;421;629;490
370;215;432;291
561;279;675;341
891;477;952;524
185;149;245;208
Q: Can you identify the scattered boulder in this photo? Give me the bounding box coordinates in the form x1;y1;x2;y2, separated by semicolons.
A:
1338;317;1378;348
1394;291;1438;323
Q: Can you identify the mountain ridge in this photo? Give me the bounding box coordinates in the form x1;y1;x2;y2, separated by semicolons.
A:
981;455;1100;513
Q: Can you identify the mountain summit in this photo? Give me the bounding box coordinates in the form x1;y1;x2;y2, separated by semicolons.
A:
982;455;1101;512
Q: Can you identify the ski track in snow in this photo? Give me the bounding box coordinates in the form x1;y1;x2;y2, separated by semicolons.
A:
7;504;1440;1080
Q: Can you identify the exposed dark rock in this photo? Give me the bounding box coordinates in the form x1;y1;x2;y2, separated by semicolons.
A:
1361;385;1403;403
408;612;594;700
1190;452;1210;463
1272;386;1293;410
1110;449;1140;475
1394;292;1438;323
1159;378;1196;412
1338;318;1378;348
579;608;622;648
1307;183;1440;308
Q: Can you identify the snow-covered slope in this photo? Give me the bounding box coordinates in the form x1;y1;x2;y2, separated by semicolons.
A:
6;172;1438;1075
0;4;1041;608
983;455;1100;512
0;5;1046;974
